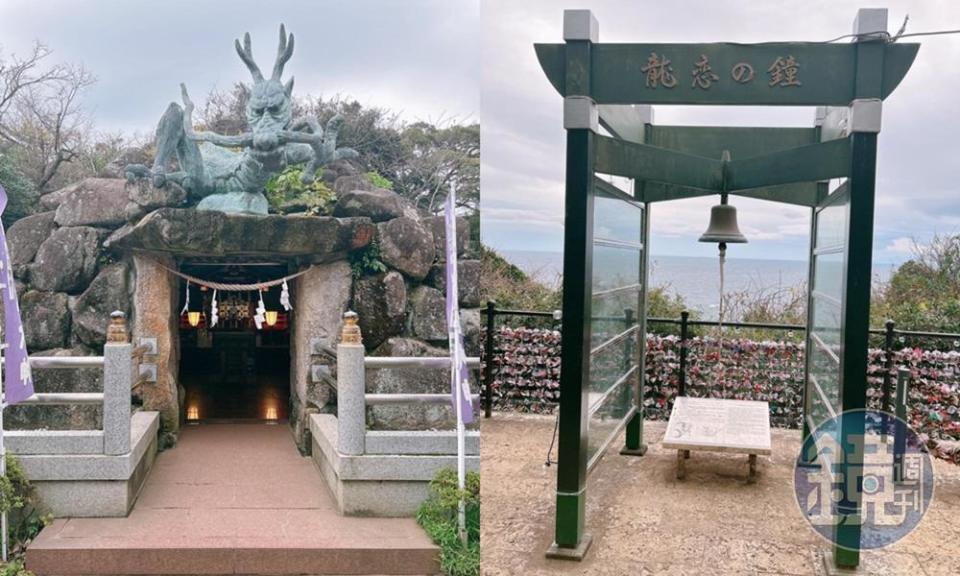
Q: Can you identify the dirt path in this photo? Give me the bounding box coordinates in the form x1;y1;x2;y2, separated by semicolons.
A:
480;413;960;575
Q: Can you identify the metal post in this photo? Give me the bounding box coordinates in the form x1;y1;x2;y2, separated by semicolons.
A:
484;300;496;418
622;309;634;372
799;198;821;467
550;10;599;558
678;310;690;398
623;198;650;457
893;367;909;482
831;10;887;567
882;319;896;414
103;311;132;456
337;311;366;456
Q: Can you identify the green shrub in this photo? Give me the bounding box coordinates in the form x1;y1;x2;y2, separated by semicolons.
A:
365;170;394;191
264;166;336;215
480;246;561;313
416;468;479;576
0;560;32;576
0;454;49;573
0;153;39;228
349;240;387;279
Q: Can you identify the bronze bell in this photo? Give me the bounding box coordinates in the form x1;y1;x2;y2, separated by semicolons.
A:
699;197;747;244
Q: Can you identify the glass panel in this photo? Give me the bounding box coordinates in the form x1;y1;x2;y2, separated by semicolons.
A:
811;295;842;348
592;245;641;294
813;251;844;300
591;287;641;346
587;374;635;465
816;194;848;250
594;192;642;246
585;188;643;472
809;340;841;416
588;327;638;395
808;386;833;430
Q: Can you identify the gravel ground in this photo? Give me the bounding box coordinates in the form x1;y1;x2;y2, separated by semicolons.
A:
480;413;960;576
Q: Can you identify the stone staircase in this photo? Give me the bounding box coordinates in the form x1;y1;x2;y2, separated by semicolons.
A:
25;423;440;575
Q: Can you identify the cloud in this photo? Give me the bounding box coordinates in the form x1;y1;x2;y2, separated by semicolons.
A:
0;0;479;133
482;0;960;263
885;237;916;255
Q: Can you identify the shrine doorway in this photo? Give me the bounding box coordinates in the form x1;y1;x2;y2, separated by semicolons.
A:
176;261;292;423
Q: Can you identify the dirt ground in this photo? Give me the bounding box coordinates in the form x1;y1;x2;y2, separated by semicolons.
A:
480;413;960;576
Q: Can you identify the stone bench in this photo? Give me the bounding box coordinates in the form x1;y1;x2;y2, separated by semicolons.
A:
661;397;772;481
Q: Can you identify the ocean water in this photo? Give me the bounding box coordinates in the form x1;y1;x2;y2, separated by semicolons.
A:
501;250;892;320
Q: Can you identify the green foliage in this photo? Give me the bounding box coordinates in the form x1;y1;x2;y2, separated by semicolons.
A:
264;166;335;216
0;560;32;576
416;468;480;576
349;240;387;279
365;171;393;191
0;454;50;569
0;153;39;227
480;245;561;313
872;234;960;333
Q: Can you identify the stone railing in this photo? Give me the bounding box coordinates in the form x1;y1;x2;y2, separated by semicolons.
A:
309;311;480;516
4;311;152;456
4;311;162;517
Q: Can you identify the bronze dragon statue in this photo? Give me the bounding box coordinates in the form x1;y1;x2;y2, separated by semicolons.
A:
126;24;357;214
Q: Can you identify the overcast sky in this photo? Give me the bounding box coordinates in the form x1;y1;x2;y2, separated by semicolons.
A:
481;0;960;265
0;0;479;133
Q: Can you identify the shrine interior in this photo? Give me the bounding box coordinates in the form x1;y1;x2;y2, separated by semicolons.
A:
177;262;292;423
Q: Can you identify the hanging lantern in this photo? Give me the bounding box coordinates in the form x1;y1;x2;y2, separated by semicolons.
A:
699;194;747;246
265;310;279;327
187;311;202;327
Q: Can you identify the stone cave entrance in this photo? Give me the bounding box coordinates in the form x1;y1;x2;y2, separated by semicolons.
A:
176;261;292;423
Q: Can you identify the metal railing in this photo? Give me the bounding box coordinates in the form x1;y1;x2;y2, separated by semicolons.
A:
2;311;151;456
482;301;960;418
335;312;480;456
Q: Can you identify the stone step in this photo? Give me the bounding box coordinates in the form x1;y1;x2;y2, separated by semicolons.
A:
25;423;440;575
26;524;440;575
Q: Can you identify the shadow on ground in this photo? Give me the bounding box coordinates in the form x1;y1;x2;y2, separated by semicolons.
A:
480;414;960;576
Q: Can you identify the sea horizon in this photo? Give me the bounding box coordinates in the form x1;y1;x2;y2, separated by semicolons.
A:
500;249;897;320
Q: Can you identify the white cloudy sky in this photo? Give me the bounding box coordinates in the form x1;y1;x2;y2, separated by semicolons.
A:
481;0;960;265
0;0;479;132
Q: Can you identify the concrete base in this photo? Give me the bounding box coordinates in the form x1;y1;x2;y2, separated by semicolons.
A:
545;533;593;561
17;411;159;517
619;444;648;457
309;414;479;517
821;550;868;575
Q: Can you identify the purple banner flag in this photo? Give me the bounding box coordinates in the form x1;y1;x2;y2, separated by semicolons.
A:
0;185;34;406
445;188;474;424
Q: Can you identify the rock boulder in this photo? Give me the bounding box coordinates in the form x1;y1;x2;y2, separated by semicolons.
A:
424;214;469;259
426;259;481;307
71;262;133;348
366;338;457;430
333;188;409;222
104;208;374;259
127;179;187;212
377;217;435;280
21;291;71;350
30;227;106;293
333;174;374;196
409;285;447;342
354;271;407;349
53;178;129;228
8;211;57;268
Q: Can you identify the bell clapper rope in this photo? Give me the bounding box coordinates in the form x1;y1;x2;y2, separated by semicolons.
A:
717;241;726;399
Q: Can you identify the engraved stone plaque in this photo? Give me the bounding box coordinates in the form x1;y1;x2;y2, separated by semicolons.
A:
662;397;772;455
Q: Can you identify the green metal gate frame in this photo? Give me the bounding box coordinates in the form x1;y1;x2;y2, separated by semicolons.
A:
538;8;917;568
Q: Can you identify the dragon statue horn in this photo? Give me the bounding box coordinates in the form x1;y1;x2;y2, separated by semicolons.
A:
235;31;264;83
272;24;295;81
